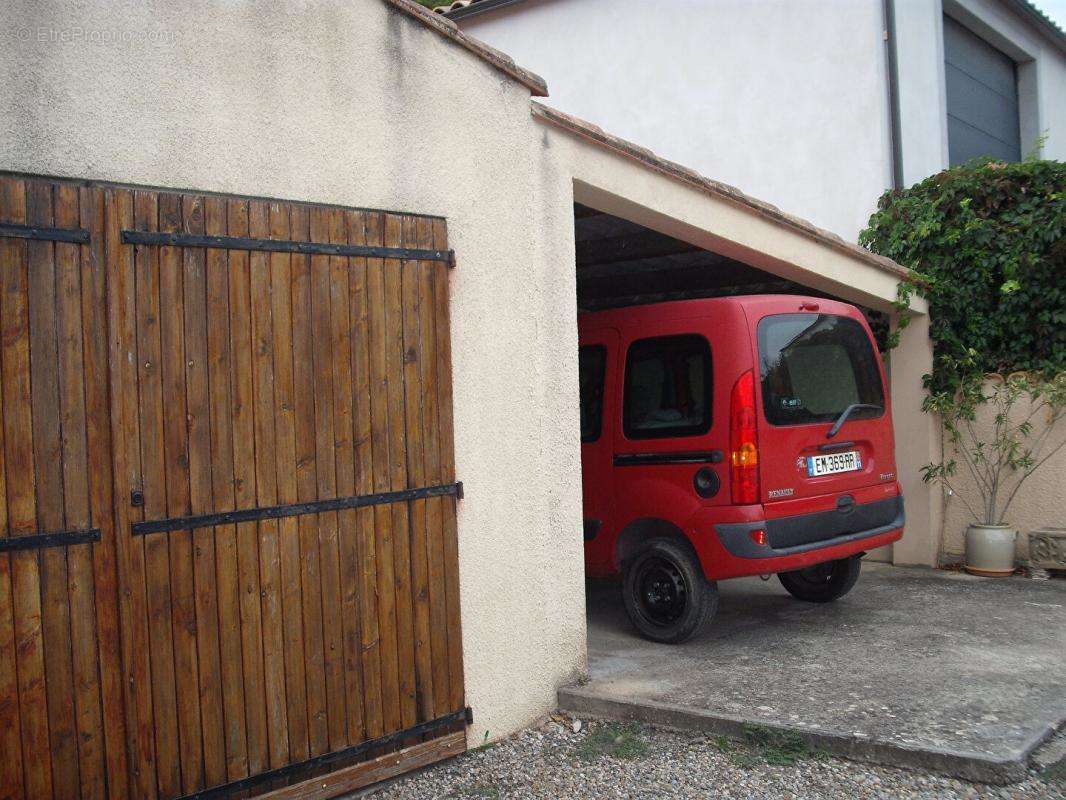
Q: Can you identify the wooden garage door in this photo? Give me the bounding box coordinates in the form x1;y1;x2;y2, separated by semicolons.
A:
0;174;466;800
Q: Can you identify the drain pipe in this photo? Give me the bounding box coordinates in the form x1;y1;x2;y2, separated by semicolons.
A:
883;0;904;189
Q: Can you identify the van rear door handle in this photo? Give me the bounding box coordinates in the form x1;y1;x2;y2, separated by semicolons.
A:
819;441;855;452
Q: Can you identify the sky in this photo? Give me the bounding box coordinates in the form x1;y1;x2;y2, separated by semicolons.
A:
1031;0;1066;29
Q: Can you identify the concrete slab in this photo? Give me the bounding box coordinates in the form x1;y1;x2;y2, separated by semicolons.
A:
559;563;1066;784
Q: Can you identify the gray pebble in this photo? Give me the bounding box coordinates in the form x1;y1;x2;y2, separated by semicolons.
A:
363;718;1066;800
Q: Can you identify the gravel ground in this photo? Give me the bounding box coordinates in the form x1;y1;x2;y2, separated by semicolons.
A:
366;716;1065;800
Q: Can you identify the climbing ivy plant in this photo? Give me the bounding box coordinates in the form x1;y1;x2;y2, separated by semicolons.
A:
859;157;1065;393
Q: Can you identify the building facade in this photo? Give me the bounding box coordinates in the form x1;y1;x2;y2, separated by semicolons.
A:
0;0;1003;795
449;0;1066;241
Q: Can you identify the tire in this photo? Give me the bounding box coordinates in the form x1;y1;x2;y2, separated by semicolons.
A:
778;555;862;603
622;538;718;643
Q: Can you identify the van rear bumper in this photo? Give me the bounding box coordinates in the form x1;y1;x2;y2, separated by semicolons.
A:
714;495;904;560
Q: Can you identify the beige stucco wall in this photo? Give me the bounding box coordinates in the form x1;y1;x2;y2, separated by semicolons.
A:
938;378;1066;564
0;0;587;745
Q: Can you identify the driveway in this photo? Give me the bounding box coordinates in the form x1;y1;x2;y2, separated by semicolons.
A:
560;563;1066;783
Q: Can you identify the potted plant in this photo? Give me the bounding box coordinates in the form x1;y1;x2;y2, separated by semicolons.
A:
922;354;1066;576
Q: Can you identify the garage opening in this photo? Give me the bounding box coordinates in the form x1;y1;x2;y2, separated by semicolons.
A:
572;199;894;618
574;203;889;344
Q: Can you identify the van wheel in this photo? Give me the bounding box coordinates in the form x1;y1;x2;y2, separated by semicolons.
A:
778;555;861;603
622;538;717;643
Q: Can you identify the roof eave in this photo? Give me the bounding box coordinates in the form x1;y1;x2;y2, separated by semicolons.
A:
530;101;911;282
1003;0;1066;56
381;0;548;96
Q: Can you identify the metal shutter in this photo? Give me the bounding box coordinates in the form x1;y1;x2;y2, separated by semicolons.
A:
944;15;1021;164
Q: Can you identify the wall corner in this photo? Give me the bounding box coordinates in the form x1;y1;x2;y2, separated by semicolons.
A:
889;311;943;566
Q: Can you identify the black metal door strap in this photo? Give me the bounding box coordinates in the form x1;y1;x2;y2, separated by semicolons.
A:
0;529;101;552
121;230;455;266
132;482;463;535
0;222;91;244
177;706;472;800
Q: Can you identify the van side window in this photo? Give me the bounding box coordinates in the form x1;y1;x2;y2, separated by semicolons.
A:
579;345;607;443
623;335;712;439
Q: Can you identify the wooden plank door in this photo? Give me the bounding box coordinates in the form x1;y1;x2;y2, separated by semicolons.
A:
0;175;129;800
106;188;466;799
0;174;466;800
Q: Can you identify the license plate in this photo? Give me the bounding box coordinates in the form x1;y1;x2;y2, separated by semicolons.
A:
807;451;861;477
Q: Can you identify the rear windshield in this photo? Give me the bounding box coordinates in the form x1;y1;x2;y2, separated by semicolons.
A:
757;313;884;427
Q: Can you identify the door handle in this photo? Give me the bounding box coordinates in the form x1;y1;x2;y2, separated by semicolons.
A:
613;450;723;467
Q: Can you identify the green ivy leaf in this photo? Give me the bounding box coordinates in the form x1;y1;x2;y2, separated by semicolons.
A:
859;156;1066;391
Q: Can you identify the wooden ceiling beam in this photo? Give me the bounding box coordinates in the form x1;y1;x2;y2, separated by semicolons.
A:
572;202;605;220
575;229;702;267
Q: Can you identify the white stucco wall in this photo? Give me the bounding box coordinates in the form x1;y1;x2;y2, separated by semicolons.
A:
895;1;953;185
463;0;894;242
462;0;1066;242
0;0;587;746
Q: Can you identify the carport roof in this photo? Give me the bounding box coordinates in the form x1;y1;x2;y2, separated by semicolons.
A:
532;102;911;281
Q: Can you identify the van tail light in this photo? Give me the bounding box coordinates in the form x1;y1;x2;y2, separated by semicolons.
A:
730;369;760;505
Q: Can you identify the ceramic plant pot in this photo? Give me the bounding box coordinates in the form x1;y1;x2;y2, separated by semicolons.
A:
964;524;1017;577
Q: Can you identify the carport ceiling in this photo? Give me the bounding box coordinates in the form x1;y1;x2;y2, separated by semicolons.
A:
575;203;817;311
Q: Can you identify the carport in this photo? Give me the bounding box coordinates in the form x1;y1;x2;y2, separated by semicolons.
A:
532;101;939;569
531;105;1064;786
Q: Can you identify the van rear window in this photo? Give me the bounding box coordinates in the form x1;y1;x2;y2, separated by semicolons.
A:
757;314;884;427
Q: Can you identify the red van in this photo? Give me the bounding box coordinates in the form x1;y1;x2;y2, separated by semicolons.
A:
579;295;904;642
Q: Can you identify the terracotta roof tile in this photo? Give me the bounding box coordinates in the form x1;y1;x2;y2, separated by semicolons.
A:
381;0;548;96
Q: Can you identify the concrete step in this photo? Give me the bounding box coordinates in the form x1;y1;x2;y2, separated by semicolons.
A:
559;685;1054;786
1031;729;1066;776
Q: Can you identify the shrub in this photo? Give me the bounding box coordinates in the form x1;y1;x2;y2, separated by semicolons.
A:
859;158;1065;392
921;355;1066;525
